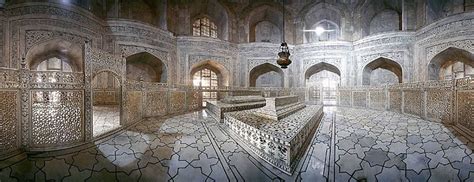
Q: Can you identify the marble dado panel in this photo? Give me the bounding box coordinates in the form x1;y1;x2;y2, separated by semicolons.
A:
403;90;423;117
457;91;474;132
389;90;402;113
353;92;367;107
369;91;385;110
144;91;167;117
426;90;453;124
0;91;19;153
30;90;83;148
338;90;352;107
187;90;202;111
169;91;186;114
125;91;142;125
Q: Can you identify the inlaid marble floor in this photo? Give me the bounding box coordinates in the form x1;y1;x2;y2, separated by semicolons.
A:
93;105;121;137
0;107;473;181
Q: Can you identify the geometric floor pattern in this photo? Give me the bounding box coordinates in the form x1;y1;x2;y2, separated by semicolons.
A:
0;107;472;181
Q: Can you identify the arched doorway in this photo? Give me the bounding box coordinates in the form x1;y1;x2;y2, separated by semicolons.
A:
362;57;403;85
428;47;474;80
304;62;341;105
126;52;167;83
249;63;284;87
92;71;122;137
190;60;229;107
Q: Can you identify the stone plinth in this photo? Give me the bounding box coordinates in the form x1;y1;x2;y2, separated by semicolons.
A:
206;96;266;122
223;95;323;174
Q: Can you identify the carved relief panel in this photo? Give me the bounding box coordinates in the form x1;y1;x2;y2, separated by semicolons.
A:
403;90;423;117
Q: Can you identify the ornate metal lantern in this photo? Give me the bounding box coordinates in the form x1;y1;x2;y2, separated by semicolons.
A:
276;0;291;69
277;42;291;69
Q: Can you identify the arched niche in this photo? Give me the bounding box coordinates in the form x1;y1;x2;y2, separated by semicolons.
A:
26;39;83;72
362;57;403;85
428;47;474;80
118;0;165;27
304;62;341;87
242;3;293;43
249;63;284;87
426;0;465;24
301;2;343;43
369;9;401;35
189;0;230;40
254;21;281;43
306;20;340;43
190;60;230;87
126;52;167;83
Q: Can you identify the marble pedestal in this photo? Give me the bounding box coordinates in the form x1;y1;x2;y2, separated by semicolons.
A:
223;95;323;174
206;96;266;122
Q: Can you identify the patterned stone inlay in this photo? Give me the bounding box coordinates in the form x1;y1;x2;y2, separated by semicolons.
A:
403;90;423;116
31;90;83;146
457;91;474;131
144;91;167;117
0;91;18;152
369;91;385;110
426;90;452;124
353;92;367;107
169;92;186;114
339;91;352;106
187;90;202;111
389;91;402;112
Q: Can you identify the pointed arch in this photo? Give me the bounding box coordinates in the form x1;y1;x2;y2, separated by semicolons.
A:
428;47;474;80
249;63;284;87
189;0;230;40
305;62;341;79
190;60;230;87
362;57;403;85
26;39;83;72
126;52;167;83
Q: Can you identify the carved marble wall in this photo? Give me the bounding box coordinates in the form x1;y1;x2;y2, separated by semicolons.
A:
388;90;402;113
337;78;474;140
369;90;386;110
144;91;168;117
124;91;142;125
403;90;423;117
0;91;19;155
353;91;367;107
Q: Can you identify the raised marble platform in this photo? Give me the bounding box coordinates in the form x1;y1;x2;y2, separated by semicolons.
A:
223;95;323;174
254;95;306;120
206;96;266;122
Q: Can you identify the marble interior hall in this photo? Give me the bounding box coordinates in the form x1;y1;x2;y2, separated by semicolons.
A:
1;0;474;181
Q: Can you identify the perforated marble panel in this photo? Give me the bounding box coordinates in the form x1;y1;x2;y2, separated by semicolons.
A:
339;91;352;106
389;91;402;112
353;92;367;108
457;91;474;132
403;90;423;117
169;91;186;114
144;91;167;117
31;90;83;147
369;91;386;110
426;90;453;124
0;91;19;152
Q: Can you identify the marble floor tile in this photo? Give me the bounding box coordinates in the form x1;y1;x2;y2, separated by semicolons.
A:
1;107;473;181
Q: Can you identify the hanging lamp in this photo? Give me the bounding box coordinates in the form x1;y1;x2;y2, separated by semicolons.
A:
276;0;291;69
